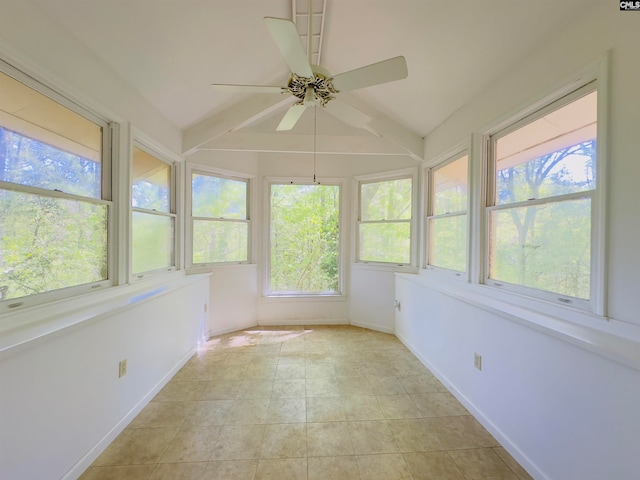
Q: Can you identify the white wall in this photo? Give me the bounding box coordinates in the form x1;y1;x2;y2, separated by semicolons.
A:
399;3;640;480
349;265;397;333
0;275;210;480
190;150;417;328
208;265;259;335
0;0;182;155
396;275;640;480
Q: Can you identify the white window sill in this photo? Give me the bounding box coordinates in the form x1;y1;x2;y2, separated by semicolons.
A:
261;294;347;304
352;262;418;274
396;270;640;372
187;263;257;274
0;271;211;357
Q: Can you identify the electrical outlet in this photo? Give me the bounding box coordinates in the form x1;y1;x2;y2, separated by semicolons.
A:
118;359;128;378
474;353;482;371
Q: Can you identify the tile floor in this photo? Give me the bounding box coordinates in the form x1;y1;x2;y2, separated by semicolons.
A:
80;325;533;480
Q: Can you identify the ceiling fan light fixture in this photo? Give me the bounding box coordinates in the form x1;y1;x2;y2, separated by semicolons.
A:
285;72;337;107
303;86;316;106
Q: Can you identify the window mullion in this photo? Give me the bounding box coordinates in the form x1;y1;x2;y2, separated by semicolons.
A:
427;211;467;221
487;190;594;212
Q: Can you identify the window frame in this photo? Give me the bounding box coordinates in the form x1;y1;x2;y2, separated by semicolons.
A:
355;168;418;268
425;151;470;276
0;59;113;313
129;140;178;280
483;80;604;313
264;176;345;298
186;164;252;268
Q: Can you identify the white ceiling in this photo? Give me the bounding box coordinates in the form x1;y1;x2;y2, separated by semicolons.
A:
33;0;603;156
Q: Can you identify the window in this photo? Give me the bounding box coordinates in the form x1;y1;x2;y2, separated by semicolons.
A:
0;66;110;307
487;84;598;305
357;176;413;265
427;154;469;272
268;182;341;295
131;145;175;276
190;171;249;264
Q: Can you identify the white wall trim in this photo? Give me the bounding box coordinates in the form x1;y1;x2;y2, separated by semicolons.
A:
258;317;349;327
351;319;394;334
0;273;210;358
208;320;259;338
61;345;197;480
397;272;640;372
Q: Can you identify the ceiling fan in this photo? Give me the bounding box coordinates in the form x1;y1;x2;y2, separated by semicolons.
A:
211;11;408;132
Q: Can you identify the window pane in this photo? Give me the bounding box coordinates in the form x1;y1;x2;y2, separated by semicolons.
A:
192;173;247;219
359;222;411;264
132;147;170;212
193;220;248;263
0;71;102;198
429;215;467;271
495;92;597;205
132;212;174;274
270;184;339;294
0;189;107;300
433;155;468;215
361;178;412;221
489;198;591;299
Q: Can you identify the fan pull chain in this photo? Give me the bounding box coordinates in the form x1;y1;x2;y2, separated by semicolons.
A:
313;104;318;184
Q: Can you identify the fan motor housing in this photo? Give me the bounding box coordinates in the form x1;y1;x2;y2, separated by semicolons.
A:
286;65;338;106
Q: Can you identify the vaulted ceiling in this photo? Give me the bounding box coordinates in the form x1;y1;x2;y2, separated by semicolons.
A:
33;0;603;160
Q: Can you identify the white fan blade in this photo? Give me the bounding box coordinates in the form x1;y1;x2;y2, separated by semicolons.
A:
324;99;371;129
332;56;408;92
277;103;308;131
211;84;284;94
264;17;314;78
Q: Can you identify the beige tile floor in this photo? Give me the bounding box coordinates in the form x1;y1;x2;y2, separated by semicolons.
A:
81;325;533;480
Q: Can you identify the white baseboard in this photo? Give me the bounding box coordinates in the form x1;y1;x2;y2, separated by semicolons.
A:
350;319;395;334
208;320;258;338
62;345;197;480
395;331;547;480
258;317;349;327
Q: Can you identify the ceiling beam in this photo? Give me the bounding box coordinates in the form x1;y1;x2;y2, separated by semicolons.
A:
182;94;292;155
183;92;424;161
199;132;407;156
336;93;424;162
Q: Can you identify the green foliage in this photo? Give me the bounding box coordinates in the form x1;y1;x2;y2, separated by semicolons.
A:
359;178;412;264
191;173;249;264
361;178;411;221
433;156;468;215
359;223;411;264
132;180;169;212
490;199;591;299
0;191;107;300
0;128;107;301
270;184;339;294
131;212;173;274
429;214;467;272
192;174;246;219
0;127;101;198
192;220;248;264
490;140;596;298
